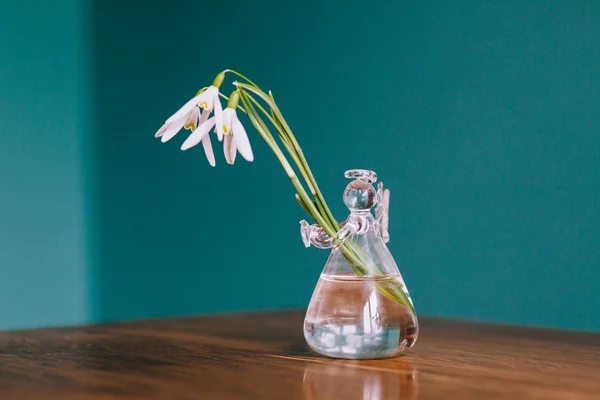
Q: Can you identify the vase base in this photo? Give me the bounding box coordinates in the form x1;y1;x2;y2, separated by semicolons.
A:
303;273;418;359
304;321;411;359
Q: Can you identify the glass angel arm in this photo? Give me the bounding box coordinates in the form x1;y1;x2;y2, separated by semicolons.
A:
299;220;358;249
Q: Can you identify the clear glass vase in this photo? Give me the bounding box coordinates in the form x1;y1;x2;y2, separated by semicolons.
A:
300;170;418;359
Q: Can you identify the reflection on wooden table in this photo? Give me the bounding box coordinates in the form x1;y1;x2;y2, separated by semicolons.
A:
0;310;599;399
303;358;417;400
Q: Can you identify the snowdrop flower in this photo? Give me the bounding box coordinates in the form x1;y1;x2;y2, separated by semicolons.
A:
180;107;216;166
154;104;193;143
181;90;253;165
222;91;253;164
221;110;253;164
155;72;225;143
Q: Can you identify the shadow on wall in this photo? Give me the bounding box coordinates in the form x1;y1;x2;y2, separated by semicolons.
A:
89;0;600;330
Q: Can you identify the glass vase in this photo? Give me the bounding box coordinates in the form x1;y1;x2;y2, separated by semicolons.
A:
300;170;418;359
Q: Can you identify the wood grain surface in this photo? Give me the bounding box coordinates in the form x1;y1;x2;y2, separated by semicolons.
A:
0;310;599;399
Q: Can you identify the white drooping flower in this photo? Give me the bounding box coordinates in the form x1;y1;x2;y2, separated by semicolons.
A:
221;107;253;164
155;85;223;143
154;109;190;143
179;107;216;166
181;90;253;165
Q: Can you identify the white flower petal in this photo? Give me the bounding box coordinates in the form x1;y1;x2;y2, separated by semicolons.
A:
224;134;236;164
214;94;224;140
181;117;216;150
155;122;169;138
160;116;187;143
199;108;210;125
218;108;233;142
183;107;200;131
165;91;206;124
230;137;237;164
223;135;231;163
203;86;219;108
232;115;253;162
201;134;216;167
196;86;218;112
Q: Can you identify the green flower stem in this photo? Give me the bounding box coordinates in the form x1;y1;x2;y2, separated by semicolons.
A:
234;82;338;230
295;194;318;219
239;91;335;238
242;92;293;149
223;69;261;89
268;98;340;230
230;72;415;315
240;90;337;230
218;93;246;113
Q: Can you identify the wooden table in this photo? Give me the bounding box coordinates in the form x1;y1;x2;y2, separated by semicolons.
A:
1;311;599;399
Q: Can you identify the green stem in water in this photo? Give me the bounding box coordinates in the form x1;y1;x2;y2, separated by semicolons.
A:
340;242;416;315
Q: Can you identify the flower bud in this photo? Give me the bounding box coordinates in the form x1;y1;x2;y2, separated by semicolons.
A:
212;71;225;88
227;90;240;109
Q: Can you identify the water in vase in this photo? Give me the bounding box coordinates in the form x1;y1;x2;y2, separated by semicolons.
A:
304;273;418;359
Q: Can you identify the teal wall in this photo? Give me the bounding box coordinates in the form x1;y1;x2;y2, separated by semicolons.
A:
0;1;90;328
1;1;599;331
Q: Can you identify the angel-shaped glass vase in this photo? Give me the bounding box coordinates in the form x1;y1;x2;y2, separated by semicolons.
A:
301;170;418;359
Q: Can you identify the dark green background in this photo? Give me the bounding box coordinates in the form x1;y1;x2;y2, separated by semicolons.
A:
1;0;599;330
